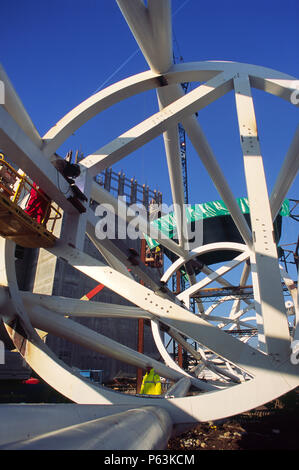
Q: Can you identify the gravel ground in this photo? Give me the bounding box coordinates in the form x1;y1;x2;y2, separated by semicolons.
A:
168;390;299;451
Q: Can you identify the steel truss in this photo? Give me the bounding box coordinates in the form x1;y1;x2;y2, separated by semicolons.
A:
0;0;298;440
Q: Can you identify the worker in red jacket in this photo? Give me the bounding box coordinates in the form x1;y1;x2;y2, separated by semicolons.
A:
24;183;50;224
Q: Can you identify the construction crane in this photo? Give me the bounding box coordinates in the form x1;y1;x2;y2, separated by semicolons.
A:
172;51;191;294
179;83;190;206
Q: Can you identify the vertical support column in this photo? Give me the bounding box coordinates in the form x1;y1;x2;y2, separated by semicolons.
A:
130;178;137;205
270;125;299;220
62;166;92;251
33;216;63;295
156;86;189;251
229;260;251;324
175;270;183;368
118;172;125;197
142;184;149;212
234;74;290;359
137;237;146;393
178;343;183;369
104;168;112;192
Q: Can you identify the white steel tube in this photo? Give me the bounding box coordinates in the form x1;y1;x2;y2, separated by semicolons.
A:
165;377;191;398
47;240;269;377
116;0;253;246
0;107;74;212
178;251;249;303
0;64;42;149
150;320;204;389
156;86;189;250
229;261;251;318
234;74;291;357
116;0;172;73
21;291;152;319
147;0;173;72
1;406;173;450
182;112;253;247
134;0;187;251
270;124;299;220
28;304;214;390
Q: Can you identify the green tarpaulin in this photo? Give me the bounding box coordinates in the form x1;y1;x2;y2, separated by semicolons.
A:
145;197;289;250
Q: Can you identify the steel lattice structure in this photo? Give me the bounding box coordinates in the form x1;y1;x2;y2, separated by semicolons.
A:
0;0;298;447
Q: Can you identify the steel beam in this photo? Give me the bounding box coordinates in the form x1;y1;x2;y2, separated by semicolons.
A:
87;215;166;290
270;124;299;220
116;0;188;250
0;406;173;450
0;64;42;149
0;403;150;447
156;86;190;251
0;107;74;213
28;303;213;391
47;240;280;378
156;82;253;248
1;237;299;421
0;239;121;405
168;329;242;383
0;22;298;425
41;62;296;160
229;261;251;319
79;73;233;176
115;2;253;247
116;0;172;74
20;290;152;319
150;320;205;389
178;251;250;307
165;378;191;398
234;74;291;358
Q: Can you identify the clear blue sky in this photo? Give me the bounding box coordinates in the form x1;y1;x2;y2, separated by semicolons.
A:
1;0;298;263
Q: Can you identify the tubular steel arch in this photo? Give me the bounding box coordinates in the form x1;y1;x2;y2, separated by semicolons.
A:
0;0;298;446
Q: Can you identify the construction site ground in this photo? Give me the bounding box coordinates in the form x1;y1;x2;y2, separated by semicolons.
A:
1;377;298;451
109;378;299;451
167;388;299;451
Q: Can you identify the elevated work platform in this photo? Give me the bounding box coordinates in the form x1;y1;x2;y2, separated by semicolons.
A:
0;153;60;249
0;192;56;248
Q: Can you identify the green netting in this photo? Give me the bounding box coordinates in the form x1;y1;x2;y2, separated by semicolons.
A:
144;198;289;250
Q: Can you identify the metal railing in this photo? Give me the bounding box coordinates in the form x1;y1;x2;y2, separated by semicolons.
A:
96;168;162;210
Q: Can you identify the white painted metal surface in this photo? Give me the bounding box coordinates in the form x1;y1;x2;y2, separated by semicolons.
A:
0;406;173;450
0;0;298;446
